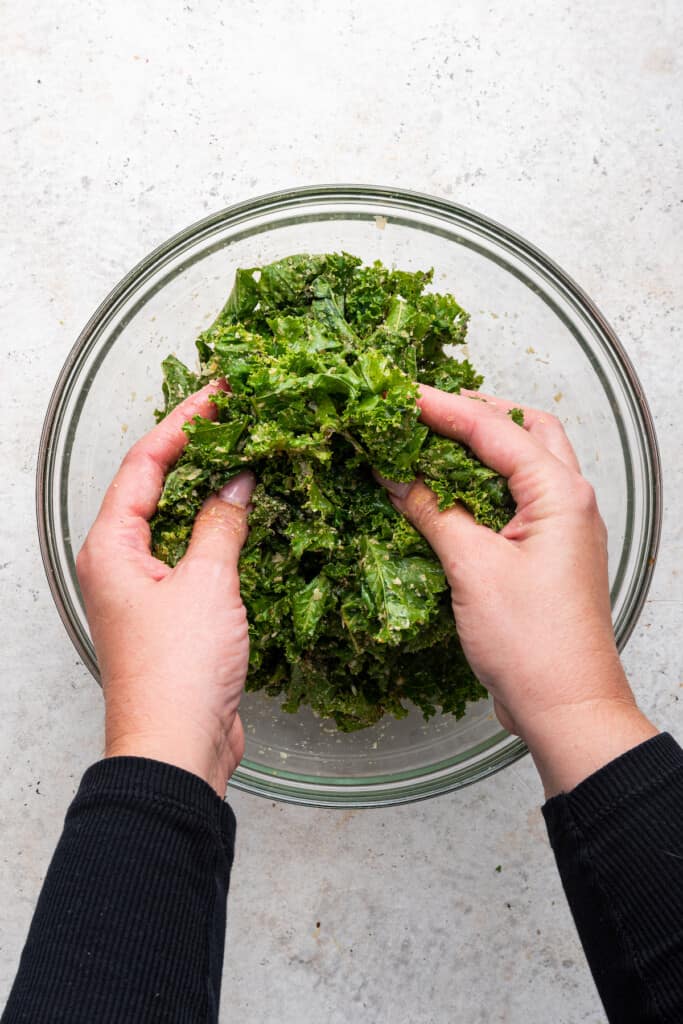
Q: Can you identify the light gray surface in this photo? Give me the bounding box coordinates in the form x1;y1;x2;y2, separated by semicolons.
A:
1;2;681;1021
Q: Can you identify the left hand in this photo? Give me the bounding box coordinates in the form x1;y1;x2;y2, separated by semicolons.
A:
76;383;256;797
378;385;656;796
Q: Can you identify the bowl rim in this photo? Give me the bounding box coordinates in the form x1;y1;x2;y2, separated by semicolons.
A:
35;183;663;806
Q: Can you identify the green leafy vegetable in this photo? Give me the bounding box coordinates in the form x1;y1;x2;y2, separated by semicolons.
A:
150;253;518;730
509;406;525;426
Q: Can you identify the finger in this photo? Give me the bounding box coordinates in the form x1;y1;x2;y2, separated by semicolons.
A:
179;471;256;578
459;389;580;471
100;382;228;528
417;384;569;497
101;382;226;527
382;477;499;582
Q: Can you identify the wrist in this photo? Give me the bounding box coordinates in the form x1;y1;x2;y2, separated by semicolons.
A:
104;721;233;798
522;698;658;798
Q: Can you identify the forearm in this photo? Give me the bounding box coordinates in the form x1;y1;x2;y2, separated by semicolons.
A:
543;733;683;1023
2;757;235;1024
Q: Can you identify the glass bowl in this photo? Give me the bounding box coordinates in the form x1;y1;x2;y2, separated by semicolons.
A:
37;185;662;807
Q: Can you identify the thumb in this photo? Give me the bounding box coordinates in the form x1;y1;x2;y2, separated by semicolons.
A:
377;475;494;583
182;470;256;573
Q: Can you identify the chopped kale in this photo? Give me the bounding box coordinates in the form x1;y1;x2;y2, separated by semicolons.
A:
150;253;518;730
509;407;525;427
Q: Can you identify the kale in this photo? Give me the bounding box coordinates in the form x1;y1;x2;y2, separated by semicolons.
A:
150;253;517;731
509;406;525;426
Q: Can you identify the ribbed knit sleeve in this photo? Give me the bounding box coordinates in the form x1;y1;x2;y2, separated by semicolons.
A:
543;733;683;1023
2;757;236;1024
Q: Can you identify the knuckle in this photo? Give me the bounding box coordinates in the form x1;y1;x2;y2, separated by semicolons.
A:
543;411;563;432
233;603;249;636
199;500;248;537
441;532;490;584
119;445;139;468
76;526;117;583
405;486;440;533
534;411;564;438
571;475;598;514
75;528;103;577
120;445;146;473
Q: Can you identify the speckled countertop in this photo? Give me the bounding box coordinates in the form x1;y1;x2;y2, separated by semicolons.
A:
2;3;682;1021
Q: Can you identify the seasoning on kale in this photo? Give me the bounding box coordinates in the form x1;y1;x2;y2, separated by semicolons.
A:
150;253;517;731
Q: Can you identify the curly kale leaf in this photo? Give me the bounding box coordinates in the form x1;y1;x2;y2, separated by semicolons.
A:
149;253;513;731
358;537;448;644
156;355;201;421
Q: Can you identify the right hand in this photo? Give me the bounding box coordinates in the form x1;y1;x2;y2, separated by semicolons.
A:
378;385;657;796
77;384;256;798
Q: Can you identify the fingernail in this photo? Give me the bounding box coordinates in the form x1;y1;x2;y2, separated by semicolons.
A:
207;377;230;395
372;471;413;500
218;470;256;508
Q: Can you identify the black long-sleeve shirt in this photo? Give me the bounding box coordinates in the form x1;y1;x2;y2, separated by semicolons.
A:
3;735;683;1022
543;732;683;1021
2;758;235;1023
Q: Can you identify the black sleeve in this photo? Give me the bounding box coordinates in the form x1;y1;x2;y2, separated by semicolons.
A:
2;757;236;1024
543;732;683;1023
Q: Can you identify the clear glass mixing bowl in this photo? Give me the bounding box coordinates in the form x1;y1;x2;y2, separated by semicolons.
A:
37;185;662;807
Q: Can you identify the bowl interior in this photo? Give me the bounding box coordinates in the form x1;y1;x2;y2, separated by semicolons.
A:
41;190;659;805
